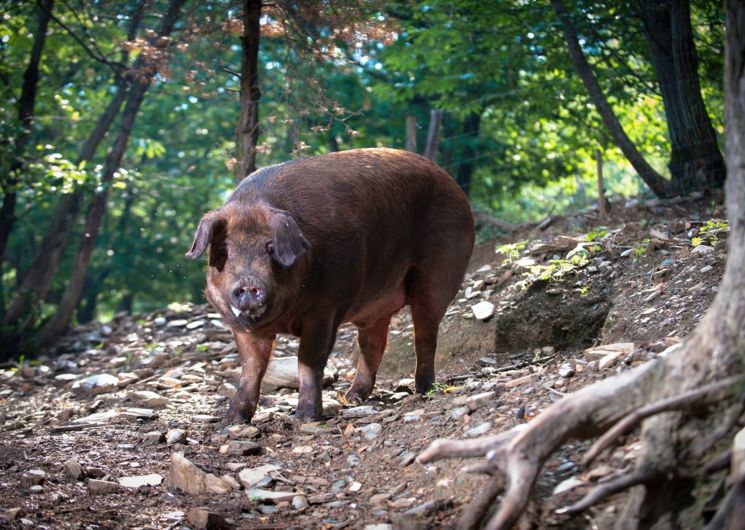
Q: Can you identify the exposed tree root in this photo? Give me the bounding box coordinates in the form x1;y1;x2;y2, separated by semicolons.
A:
556;466;658;515
583;376;744;466
418;347;745;529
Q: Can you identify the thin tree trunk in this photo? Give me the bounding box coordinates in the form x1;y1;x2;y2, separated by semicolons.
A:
0;0;54;273
37;0;187;345
236;0;262;183
551;0;671;198
424;109;443;161
455;111;481;195
3;0;146;328
638;0;725;195
405;116;417;153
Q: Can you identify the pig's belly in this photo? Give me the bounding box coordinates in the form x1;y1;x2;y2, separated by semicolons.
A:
346;284;407;329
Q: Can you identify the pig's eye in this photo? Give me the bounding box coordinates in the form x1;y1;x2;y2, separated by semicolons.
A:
224;243;232;260
265;242;274;256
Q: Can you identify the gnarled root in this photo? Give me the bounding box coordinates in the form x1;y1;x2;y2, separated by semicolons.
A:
419;342;745;529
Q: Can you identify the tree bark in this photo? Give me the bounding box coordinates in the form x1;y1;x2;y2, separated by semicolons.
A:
424;109;443;161
0;0;54;273
405;115;418;153
551;0;672;198
37;0;187;346
236;0;262;183
2;0;146;330
455;111;481;195
638;0;725;195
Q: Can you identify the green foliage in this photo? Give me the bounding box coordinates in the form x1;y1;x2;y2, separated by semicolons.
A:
495;240;529;265
692;219;729;247
0;0;725;327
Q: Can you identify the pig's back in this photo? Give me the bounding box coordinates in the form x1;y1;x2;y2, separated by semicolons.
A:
231;148;474;322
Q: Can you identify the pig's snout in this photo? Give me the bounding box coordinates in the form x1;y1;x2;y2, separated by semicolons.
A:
230;277;268;314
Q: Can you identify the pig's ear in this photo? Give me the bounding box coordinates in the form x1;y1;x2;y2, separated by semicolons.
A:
269;210;310;267
186;212;223;259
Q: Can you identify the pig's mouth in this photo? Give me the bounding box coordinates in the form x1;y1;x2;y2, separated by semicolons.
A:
230;303;268;323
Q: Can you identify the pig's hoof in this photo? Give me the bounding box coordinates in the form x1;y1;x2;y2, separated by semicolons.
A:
415;378;435;395
345;386;371;404
295;404;322;421
224;406;253;425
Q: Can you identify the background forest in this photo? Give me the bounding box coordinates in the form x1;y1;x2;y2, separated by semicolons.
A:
0;0;725;351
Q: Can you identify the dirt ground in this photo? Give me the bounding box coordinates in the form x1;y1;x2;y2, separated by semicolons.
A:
0;197;727;529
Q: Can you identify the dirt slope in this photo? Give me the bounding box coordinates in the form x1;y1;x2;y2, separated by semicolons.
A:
0;199;727;529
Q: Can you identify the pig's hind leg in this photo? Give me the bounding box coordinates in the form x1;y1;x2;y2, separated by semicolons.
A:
407;259;469;394
346;315;392;403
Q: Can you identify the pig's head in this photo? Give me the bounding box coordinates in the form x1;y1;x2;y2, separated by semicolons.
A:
186;202;310;330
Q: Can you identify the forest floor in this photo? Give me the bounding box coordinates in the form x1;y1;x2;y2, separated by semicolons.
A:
0;196;728;530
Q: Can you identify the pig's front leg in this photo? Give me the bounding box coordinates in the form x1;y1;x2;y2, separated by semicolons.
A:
296;319;337;420
227;330;274;424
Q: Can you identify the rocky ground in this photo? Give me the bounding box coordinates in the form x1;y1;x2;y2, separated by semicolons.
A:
0;197;728;530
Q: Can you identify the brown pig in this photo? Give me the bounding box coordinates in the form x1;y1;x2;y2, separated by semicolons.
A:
187;148;474;423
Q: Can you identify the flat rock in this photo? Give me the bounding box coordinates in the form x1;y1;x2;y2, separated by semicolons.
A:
166;452;231;495
471;301;495;321
340;405;379;418
238;464;281;490
71;374;120;395
186;507;228;530
119;473;163;489
356;423;383;441
88;479;122;494
128;390;169;408
219;441;263;456
692;244;714;255
166;428;187;445
465;422;492;437
261;356;337;391
64;458;83;481
246;488;297;503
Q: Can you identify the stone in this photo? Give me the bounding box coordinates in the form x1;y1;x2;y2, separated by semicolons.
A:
192;414;221;423
471;301;495;321
71;373;120;395
226;425;259;439
449;406;469;420
291;445;314;455
166;428;187;445
692;244;714;255
219;441;263;456
64;458;83;481
186;319;206;330
121;408;158;420
23;469;46;486
186;507;228;530
118;473;163;489
166;452;231;495
238;464;281;490
558;363;575;378
700;265;714;274
128;390;169;408
167;319;189;328
29;485;43;494
261;356;337;391
340;405;378;418
465;422;492;437
88;479;122;494
356;423;383;441
553;476;585;495
246;489;297;503
142;431;165;444
292;495;309;510
398;451;417;466
299;422;329;434
154;317;167;327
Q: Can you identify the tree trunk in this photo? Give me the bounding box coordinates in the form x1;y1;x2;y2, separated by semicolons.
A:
405;115;418;153
419;5;745;527
455;111;481;195
236;0;262;183
551;0;672;198
2;82;129;327
37;0;187;346
0;0;54;272
424;109;443;161
2;0;146;332
639;0;725;195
